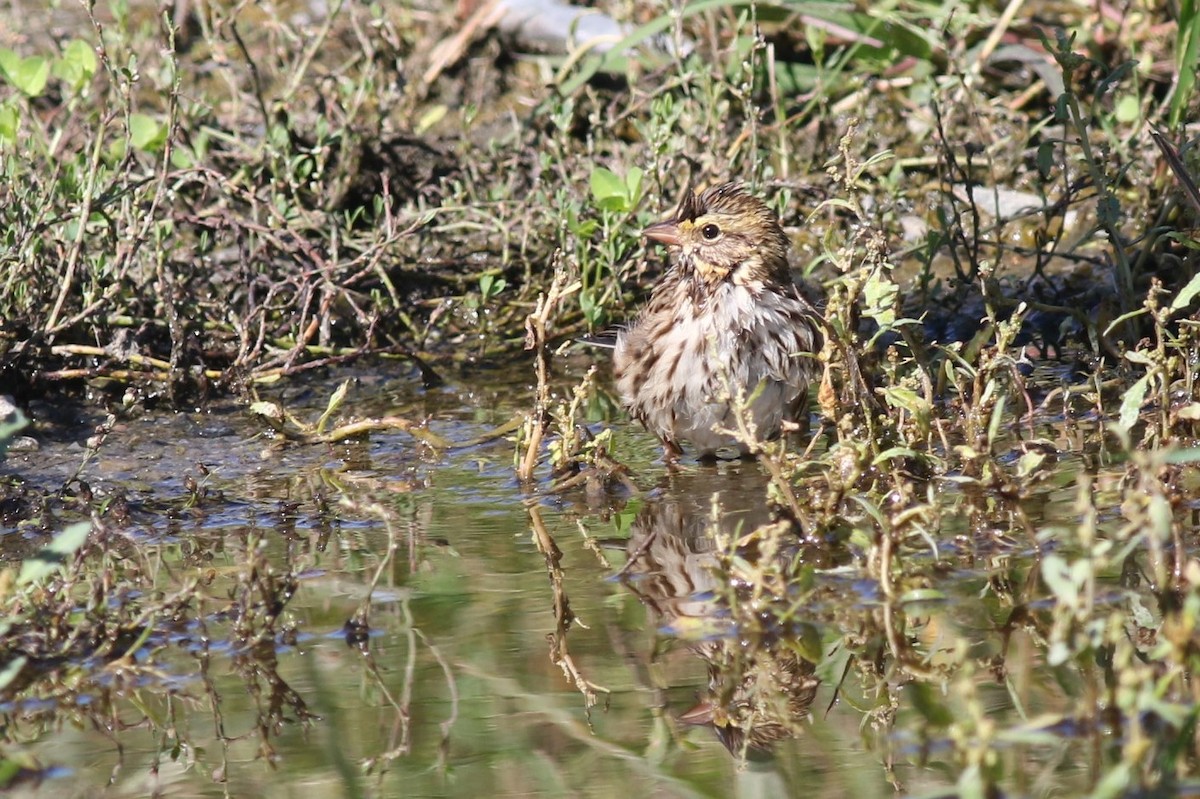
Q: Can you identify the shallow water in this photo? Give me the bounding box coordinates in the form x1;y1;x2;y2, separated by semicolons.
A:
0;360;1146;798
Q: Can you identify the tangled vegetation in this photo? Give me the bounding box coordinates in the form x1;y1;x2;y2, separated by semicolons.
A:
2;0;1200;795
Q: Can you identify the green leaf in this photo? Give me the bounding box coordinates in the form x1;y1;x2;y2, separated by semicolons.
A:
129;113;166;152
54;40;97;91
571;219;598;238
612;498;642;535
1170;270;1200;311
862;269;897;327
17;522;91;586
906;681;955;726
1169;0;1200;128
624;166;643;205
479;273;506;301
415;104;447;135
957;764;986;799
1040;554;1077;605
0;50;49;97
1091;762;1132;799
169;145;195;169
1053;92;1069;122
580;289;600;324
871;446;921;466
1164;447;1200;464
596;195;629;212
1036;140;1056;178
249;400;283;420
847;494;886;528
1114;93;1139;123
590;161;635;210
0;103;17;145
1117;372;1150;434
1016;450;1046;478
316;379;352;435
986;393;1007;447
879;386;927;415
1096;59;1137;97
590;167;625;205
0;655;27;693
788;622;824;664
1148;493;1173;541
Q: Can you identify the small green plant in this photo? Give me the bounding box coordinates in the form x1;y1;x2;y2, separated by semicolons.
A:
1041;29;1140;314
0;39;96;149
568;164;645;327
589;166;642;214
478;272;507;304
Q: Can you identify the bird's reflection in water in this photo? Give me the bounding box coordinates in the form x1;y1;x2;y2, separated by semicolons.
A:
617;465;823;758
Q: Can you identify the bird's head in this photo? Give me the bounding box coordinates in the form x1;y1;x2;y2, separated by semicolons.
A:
643;183;791;287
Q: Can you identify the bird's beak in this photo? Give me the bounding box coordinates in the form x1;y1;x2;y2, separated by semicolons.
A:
643;219;683;247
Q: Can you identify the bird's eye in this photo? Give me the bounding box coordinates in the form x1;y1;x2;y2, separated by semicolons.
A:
701;224;720;240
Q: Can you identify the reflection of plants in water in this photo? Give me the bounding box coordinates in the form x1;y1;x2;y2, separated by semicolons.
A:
337;496;459;776
0;463;471;790
617;489;823;759
528;503;612;715
0;517;316;787
590;432;1200;795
